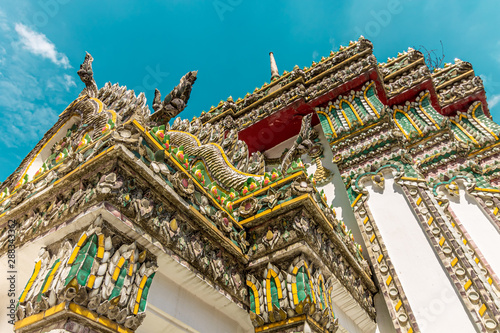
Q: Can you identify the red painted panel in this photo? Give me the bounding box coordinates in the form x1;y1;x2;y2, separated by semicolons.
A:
440;91;490;117
238;100;319;154
238;69;385;154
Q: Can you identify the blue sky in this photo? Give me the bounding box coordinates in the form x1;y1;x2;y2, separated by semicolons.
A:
0;0;499;182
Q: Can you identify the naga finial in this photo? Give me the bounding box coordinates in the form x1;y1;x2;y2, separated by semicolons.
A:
150;71;198;125
77;52;98;98
279;113;314;173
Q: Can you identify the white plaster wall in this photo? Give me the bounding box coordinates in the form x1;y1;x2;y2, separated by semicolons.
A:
329;293;373;333
306;125;367;253
0;211;96;333
446;184;500;279
139;272;250;333
373;293;397;333
0;209;252;333
26;115;80;180
264;124;367;250
330;303;363;333
365;175;476;332
262;134;297;160
0;236;39;333
264;125;377;332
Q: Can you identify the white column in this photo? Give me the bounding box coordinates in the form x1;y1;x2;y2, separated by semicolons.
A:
445;183;500;279
365;175;475;332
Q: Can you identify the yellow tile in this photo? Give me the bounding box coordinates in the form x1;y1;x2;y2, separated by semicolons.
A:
395;300;402;311
28;312;44;324
488;277;493;285
363;217;369;224
493;207;498;215
267;301;273;312
351;194;362;207
42;261;61;294
281;194;308;207
282;172;303;184
45;302;66;317
98;234;104;246
386;276;392;286
132;119;145;131
117;325;133;333
408;328;413;333
239;216;255;225
427;217;434;226
479;304;487;317
439;237;445;246
370;234;376;243
69;303;86;316
77;233;88;247
378;254;383;263
416;197;422;206
98;316;117;330
464;279;472;291
97;247;104;259
87;274;96;288
117;257;126;268
253;209;271;219
97;235;104;259
112;267;120;281
463;239;467;245
69;303;83;315
20;260;42;303
451;258;458;267
117;325;128;333
15;312;44;329
475;257;479;264
67;246;80;265
139;275;148;289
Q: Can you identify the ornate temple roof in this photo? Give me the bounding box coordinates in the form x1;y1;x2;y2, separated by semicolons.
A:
3;36;500;333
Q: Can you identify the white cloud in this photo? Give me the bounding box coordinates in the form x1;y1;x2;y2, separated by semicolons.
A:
63;74;76;91
480;74;489;85
480;73;500;90
14;23;70;68
0;46;5;65
489;94;500;109
329;37;336;50
312;50;319;60
47;74;77;92
0;9;8;31
0;16;75;154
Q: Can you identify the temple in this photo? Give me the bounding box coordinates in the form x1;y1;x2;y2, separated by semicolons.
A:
1;37;499;332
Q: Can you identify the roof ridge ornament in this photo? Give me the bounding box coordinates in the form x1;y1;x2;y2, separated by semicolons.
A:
269;52;279;81
150;71;198;125
77;52;98;98
279;113;314;173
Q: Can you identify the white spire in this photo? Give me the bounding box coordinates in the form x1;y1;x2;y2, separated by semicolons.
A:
269;52;279;80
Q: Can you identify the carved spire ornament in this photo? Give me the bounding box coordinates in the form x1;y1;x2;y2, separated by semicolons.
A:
309;143;332;184
280;113;314;173
77;52;98;98
150;71;198;125
269;52;279;80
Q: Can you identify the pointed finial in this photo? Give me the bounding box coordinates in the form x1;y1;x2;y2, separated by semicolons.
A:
77;52;98;98
269;52;279;80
